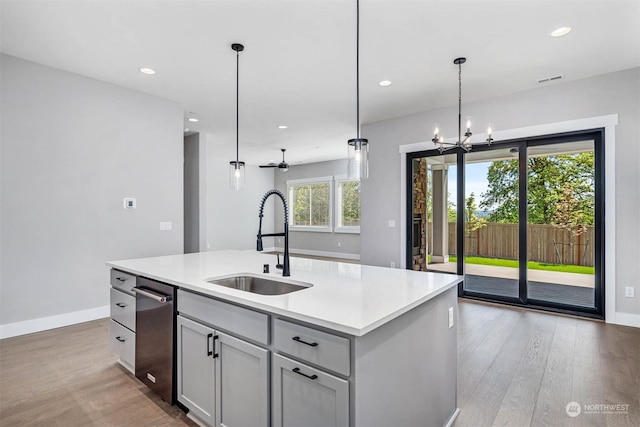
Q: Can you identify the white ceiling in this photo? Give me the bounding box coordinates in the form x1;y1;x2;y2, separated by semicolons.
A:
2;0;639;166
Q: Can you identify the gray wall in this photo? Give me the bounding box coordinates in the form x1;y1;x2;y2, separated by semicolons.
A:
274;159;360;257
0;54;184;326
361;67;640;317
204;134;276;251
184;133;200;253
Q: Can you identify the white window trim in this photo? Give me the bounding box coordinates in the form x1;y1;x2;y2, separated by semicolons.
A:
287;176;334;232
334;175;361;234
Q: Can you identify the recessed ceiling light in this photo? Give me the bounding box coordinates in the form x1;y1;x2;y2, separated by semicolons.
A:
139;67;156;75
550;27;572;37
278;125;288;129
379;80;392;87
188;118;198;123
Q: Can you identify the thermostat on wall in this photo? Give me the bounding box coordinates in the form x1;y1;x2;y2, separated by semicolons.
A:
123;198;136;209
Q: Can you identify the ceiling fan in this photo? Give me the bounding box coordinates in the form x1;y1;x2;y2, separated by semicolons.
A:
259;148;289;172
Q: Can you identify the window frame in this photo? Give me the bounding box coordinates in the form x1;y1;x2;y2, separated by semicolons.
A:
286;176;334;233
334;176;361;234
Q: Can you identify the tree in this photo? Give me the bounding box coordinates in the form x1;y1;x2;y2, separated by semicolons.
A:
480;153;594;225
552;183;589;264
465;193;487;236
341;181;360;226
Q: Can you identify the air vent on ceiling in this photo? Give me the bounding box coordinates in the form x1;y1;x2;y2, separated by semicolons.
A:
537;75;563;84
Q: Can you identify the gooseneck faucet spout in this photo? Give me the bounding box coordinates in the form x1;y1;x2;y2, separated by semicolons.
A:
256;189;290;277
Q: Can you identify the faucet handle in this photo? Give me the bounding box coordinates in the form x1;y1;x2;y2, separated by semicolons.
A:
276;253;283;270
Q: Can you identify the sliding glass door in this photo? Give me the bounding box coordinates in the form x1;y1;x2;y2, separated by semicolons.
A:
407;130;604;318
462;147;520;299
526;140;597;309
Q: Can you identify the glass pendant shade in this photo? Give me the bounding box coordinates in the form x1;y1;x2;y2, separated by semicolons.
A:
347;138;369;179
229;161;245;190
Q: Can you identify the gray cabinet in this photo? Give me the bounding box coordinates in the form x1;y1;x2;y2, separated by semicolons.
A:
272;353;349;427
177;313;269;427
177;315;215;426
216;331;268;427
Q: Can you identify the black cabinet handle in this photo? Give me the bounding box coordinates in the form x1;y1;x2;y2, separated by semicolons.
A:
115;277;126;282
207;333;213;356
292;336;318;347
292;367;318;380
115;336;126;342
212;335;219;358
115;303;126;308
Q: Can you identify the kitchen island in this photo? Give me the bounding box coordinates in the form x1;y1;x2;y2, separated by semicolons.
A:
108;250;462;427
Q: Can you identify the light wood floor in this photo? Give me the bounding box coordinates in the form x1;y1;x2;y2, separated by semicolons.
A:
1;301;638;426
453;301;640;427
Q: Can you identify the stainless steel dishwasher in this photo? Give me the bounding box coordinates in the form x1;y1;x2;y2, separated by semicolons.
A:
133;277;176;404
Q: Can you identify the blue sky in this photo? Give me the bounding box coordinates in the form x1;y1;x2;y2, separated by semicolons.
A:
447;162;491;209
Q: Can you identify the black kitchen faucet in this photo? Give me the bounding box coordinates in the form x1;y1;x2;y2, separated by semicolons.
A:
256;189;290;277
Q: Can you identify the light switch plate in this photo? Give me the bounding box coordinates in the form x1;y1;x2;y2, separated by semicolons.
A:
159;222;172;231
388;220;396;228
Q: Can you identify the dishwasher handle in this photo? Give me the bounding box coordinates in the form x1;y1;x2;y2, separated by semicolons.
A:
133;287;173;303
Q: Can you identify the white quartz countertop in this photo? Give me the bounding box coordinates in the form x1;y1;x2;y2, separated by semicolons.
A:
107;250;462;336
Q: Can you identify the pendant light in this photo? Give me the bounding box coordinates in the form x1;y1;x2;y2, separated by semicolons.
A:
347;0;369;179
229;43;246;190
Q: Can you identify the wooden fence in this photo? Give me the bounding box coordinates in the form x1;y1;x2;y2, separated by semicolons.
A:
427;222;594;266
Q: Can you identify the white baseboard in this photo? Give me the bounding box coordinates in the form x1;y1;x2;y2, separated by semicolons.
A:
272;247;360;261
612;312;640;328
0;305;110;339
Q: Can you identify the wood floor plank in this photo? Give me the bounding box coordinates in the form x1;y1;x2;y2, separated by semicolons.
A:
530;315;578;426
490;312;556;426
456;308;524;409
454;310;536;426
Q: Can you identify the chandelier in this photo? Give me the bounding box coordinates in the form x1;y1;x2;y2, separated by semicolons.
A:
432;57;493;152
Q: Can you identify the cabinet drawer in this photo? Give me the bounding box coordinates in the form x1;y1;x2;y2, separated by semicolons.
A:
110;320;135;373
273;319;350;376
110;269;136;295
272;354;349;427
177;289;269;345
110;288;135;332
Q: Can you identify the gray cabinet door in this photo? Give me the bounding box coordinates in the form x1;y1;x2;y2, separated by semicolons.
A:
177;315;216;426
215;331;269;427
272;354;349;427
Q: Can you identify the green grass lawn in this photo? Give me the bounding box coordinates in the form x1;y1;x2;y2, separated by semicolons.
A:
447;255;595;275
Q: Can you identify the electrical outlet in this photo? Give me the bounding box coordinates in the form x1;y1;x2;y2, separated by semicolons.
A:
337;242;342;248
625;287;635;298
390;261;395;268
159;222;172;231
388;220;396;228
448;307;454;328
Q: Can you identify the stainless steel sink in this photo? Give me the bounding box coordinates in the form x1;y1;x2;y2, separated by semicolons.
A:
206;275;311;295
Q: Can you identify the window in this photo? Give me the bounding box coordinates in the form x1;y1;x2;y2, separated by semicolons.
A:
288;177;333;232
335;177;361;233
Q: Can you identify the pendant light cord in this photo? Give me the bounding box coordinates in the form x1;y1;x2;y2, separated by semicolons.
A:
458;60;462;145
236;48;240;165
356;0;360;140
